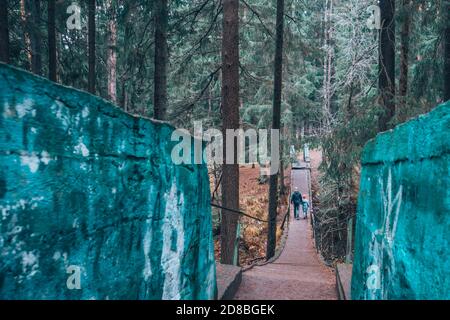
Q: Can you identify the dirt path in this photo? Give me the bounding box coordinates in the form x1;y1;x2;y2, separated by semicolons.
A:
234;161;337;300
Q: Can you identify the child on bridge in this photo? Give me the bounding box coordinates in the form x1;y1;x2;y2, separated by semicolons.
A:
302;195;310;219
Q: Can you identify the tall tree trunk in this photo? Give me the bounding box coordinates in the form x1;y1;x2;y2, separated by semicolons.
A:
88;0;96;94
220;0;240;265
326;0;334;117
398;0;411;120
107;0;117;103
0;0;9;63
322;0;334;129
378;0;396;131
444;0;450;101
120;2;133;110
322;0;329;127
267;0;285;260
153;0;168;120
29;0;42;75
20;0;31;68
48;0;57;81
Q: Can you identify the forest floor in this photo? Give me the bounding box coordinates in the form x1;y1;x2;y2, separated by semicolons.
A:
213;165;291;266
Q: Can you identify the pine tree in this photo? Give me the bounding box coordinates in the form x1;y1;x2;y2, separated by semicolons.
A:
106;0;117;103
48;0;57;82
153;0;169;120
399;0;412;119
444;0;450;101
29;0;42;75
267;0;285;260
378;0;396;131
0;0;9;64
88;0;96;94
220;0;240;265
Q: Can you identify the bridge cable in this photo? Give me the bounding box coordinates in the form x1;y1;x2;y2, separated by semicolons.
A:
210;202;269;223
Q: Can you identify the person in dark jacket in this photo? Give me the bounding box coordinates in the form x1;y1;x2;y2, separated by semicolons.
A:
290;187;303;220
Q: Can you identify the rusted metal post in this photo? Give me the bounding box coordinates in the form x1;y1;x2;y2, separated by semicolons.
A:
346;217;353;263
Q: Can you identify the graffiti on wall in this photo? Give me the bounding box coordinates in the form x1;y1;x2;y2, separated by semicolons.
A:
366;169;403;299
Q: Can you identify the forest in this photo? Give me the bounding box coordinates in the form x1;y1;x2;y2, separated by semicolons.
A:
0;0;449;267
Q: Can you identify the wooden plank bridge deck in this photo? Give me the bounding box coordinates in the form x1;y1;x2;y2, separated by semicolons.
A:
234;163;337;300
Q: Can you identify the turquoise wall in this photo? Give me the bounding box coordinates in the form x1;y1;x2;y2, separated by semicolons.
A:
0;63;217;300
352;102;449;299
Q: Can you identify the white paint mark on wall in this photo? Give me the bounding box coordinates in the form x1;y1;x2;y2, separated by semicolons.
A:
82;107;90;118
51;101;70;128
161;180;185;300
143;220;153;281
21;251;39;277
1;206;10;220
16;98;34;118
120;140;126;151
74;139;90;157
20;151;53;172
20;152;40;173
205;244;217;299
0;197;45;221
53;251;61;261
74;114;81;127
40;151;52;165
11;226;23;234
2;101;13;118
142;185;156;282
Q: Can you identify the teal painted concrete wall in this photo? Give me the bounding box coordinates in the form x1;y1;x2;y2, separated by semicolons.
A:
352;102;450;300
0;63;217;300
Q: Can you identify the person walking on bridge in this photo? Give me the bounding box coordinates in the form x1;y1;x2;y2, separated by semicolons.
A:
302;195;310;219
291;187;303;220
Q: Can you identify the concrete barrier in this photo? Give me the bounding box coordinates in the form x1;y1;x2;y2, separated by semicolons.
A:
352;102;449;299
0;63;217;300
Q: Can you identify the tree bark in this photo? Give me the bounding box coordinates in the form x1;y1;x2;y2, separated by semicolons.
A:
106;0;117;103
444;0;450;101
88;0;96;94
20;0;31;67
220;0;240;265
29;0;42;75
153;0;168;120
322;0;335;129
267;0;285;260
48;0;57;81
378;0;396;131
398;0;411;119
0;0;9;63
